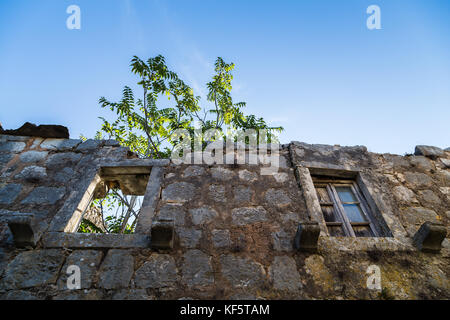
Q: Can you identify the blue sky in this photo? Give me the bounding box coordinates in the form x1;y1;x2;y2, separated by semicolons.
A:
0;0;449;155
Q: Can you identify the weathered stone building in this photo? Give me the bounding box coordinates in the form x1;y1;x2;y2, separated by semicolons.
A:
0;127;449;300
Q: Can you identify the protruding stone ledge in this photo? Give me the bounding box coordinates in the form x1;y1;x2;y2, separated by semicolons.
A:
294;221;320;252
150;219;174;250
413;221;447;253
6;213;37;247
42;232;150;249
99;159;170;169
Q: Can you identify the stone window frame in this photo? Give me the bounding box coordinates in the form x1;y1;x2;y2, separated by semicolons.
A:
42;159;168;249
312;177;380;237
295;165;414;251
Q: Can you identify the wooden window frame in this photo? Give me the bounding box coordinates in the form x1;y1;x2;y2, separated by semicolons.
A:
313;179;379;237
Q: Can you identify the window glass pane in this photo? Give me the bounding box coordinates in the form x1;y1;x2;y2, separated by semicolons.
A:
343;204;366;222
336;186;357;202
327;225;345;237
353;225;373;237
321;206;337;222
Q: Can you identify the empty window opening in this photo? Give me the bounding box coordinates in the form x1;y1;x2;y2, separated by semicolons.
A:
76;167;150;234
312;176;380;237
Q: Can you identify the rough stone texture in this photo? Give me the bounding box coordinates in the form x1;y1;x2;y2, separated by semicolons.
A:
0;141;26;153
183;166;205;177
112;289;154;300
393;186;418;203
211;167;234;181
270;256;302;291
134;254;178;288
212;229;231;248
46;152;82;167
418;190;441;206
415;145;445;159
14;166;47;182
0;122;69;139
182;250;214;288
40;138;82;150
264;188;291;207
98;250;134;289
402;207;441;236
0;134;449;300
162;182;196;203
231;206;267;225
404;172;433;188
189;207;218;225
19;151;48;163
158;204;186;226
1;249;64;289
177;227;202;248
76;139;102;151
233;185;253;203
238;169;257;182
22;186;65;205
0;184;22;204
53;167;75;183
208;184;226;202
0;153;13;165
272;230;293;252
220;254;266;288
53;289;104;300
57;250;103;290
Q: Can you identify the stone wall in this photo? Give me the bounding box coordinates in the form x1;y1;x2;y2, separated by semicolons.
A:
0;133;448;300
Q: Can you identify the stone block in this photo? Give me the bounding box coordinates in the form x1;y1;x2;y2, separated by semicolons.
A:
53;167;74;183
0;183;22;205
238;169;257;182
182;250;214;288
233;185;253;203
212;229;231;248
264;188;291;207
0;153;13;165
272;230;293;252
19;151;48;163
98;249;134;289
22;186;65;205
189;207;218;225
134;254;178;289
1;249;64;289
112;289;154;300
294;221;320;252
209;184;226;202
40;138;82;150
57;250;103;290
151;219;174;249
46;152;82;167
414;145;444;159
0;141;26;153
76;139;103;151
220;254;266;288
412;221;447;253
231;206;267;226
161;182;196;203
177;227;202;248
158;204;186;226
183;166;206;177
14;166;47;182
270;256;302;291
211;167;234;181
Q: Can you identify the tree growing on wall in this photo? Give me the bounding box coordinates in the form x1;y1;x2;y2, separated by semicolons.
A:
79;55;283;234
96;55;283;158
